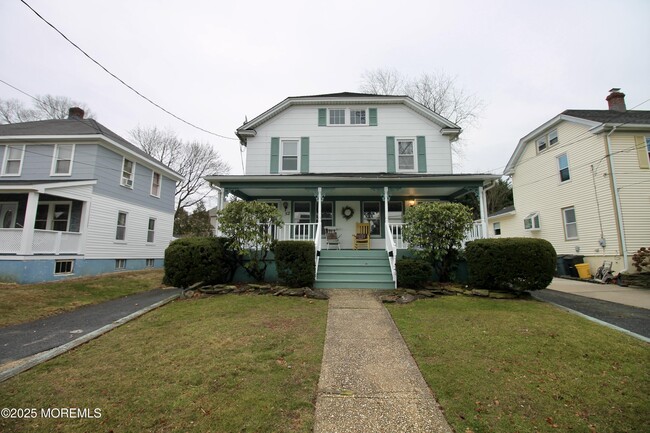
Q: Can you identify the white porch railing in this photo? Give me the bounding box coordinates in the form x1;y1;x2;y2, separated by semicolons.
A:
274;223;319;241
388;221;484;250
0;229;83;255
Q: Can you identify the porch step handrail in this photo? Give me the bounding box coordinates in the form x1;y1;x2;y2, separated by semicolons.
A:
314;224;321;279
385;223;398;288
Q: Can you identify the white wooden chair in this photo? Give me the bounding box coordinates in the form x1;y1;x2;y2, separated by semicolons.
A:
325;226;341;250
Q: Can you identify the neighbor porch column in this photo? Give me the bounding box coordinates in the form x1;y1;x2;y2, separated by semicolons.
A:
19;191;39;255
478;185;488;239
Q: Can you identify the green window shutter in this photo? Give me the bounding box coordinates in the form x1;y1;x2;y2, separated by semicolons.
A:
386;136;396;173
270;137;280;174
318;108;327;126
635;136;649;169
417;136;427;173
369;108;378;126
300;137;310;173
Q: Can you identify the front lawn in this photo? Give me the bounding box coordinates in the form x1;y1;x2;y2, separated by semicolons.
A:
388;296;650;433
0;269;165;327
0;295;327;432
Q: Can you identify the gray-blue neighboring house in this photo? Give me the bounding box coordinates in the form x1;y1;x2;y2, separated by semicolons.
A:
0;107;182;283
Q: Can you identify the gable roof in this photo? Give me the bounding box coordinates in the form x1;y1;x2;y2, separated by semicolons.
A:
0;118;182;180
504;109;650;175
235;92;461;144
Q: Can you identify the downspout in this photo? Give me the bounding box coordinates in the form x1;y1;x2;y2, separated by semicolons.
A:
605;126;628;273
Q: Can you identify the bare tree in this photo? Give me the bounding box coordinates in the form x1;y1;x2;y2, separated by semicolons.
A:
359;68;484;129
0;95;96;124
130;125;231;217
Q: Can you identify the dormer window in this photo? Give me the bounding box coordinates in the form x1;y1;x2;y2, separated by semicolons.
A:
536;129;558;153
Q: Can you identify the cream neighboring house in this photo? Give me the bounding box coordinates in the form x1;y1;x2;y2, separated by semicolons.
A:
492;89;650;274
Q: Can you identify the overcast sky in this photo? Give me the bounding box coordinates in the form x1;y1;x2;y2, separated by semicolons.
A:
1;0;649;181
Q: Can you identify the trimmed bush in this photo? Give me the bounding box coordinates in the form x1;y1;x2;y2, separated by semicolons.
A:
466;238;556;292
396;258;433;288
163;237;237;288
274;241;315;288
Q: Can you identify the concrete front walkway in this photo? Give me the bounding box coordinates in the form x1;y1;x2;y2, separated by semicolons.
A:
314;290;453;433
547;278;650;310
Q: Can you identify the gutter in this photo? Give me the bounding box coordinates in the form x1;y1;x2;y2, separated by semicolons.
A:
605;126;628;273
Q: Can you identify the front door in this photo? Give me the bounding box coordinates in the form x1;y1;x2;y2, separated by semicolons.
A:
0;202;18;228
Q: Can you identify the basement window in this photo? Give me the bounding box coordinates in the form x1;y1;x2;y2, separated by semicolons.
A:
54;260;74;275
115;259;127;269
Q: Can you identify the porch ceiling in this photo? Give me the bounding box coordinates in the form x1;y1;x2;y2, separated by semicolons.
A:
207;173;499;200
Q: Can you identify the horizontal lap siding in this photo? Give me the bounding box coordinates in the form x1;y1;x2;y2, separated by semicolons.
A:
610;133;650;254
83;193;174;259
510;121;619;257
245;104;453;175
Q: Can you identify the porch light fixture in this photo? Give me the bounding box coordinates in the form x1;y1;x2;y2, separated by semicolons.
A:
282;201;289;215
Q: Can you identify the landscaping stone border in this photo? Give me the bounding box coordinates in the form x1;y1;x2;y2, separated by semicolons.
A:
380;285;524;304
180;282;329;300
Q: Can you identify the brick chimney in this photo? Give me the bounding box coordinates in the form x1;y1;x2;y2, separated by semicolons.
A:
68;107;85;119
606;88;626;112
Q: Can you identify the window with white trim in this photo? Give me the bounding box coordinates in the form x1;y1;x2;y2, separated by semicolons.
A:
55;260;74;275
646;137;650;163
362;201;381;236
557;153;570;182
146;258;155;267
397;139;416;171
524;212;540;231
116;211;127;241
151;172;161;197
562;206;578;240
121;158;135;188
536;129;558;153
147;218;156;243
34;202;72;231
350;109;367;125
51;144;74;175
280;139;299;172
493;222;501;236
2;145;24;176
329;109;345;125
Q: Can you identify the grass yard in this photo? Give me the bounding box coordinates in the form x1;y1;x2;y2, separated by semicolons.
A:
388;296;650;433
0;269;165;327
0;294;327;432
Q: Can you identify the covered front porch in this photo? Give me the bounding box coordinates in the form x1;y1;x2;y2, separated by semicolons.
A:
0;181;95;256
207;173;498;288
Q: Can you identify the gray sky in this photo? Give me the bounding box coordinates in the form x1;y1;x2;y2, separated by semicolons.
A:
2;0;649;182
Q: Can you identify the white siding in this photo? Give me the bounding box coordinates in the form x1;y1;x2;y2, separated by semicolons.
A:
84;193;174;259
505;121;621;267
609;133;650;255
245;104;453;175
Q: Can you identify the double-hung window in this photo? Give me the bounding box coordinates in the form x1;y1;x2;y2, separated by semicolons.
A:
281;139;299;172
536;129;558;153
557;153;570;182
147;218;156;243
121;158;135;188
397;139;415;171
362;202;381;236
562;207;578;240
493;222;502;236
116;211;127;241
329;109;345;125
320;201;334;233
524;212;540;231
151;172;161;197
2;145;24;176
350;109;367;125
51;144;74;175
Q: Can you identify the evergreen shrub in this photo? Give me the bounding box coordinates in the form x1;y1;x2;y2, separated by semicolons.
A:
396;258;433;288
274;241;315;287
163;237;237;288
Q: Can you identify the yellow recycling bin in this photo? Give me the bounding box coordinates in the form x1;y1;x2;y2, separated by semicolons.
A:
575;263;591;279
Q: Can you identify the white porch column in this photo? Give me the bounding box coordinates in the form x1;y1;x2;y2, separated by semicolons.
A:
383;187;390;227
19;191;39;255
316;187;323;228
478;186;488;239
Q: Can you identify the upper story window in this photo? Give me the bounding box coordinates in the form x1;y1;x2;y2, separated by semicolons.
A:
557;153;570;182
397;139;416;171
350;109;367;125
329;109;345;125
121;158;135;188
150;172;161;197
2;145;25;176
536;129;558;153
281;139;299;172
51;144;74;176
646;137;650;163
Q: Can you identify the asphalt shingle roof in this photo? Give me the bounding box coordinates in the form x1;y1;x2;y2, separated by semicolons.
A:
562;109;650;124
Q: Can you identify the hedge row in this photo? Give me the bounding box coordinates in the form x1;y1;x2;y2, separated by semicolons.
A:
163;237;237;288
465;237;556;292
274;241;315;287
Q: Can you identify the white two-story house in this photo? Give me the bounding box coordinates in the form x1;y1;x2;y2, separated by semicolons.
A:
206;92;498;288
0;108;182;283
492;89;650;275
